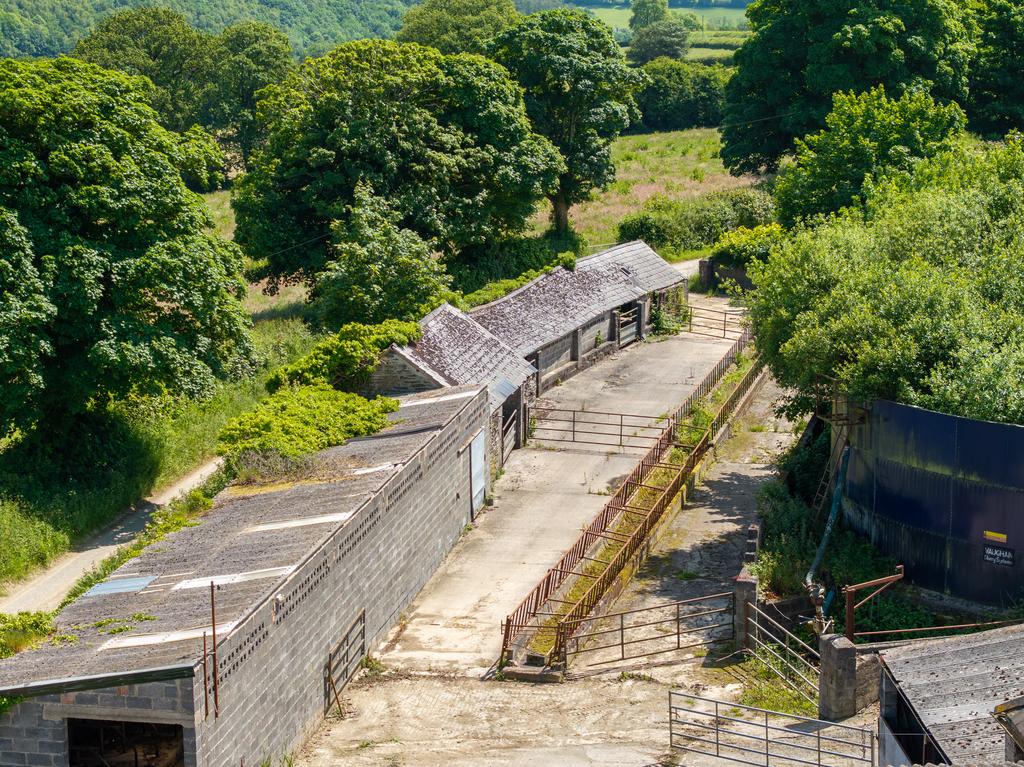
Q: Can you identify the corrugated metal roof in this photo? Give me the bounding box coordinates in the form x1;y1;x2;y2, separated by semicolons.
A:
881;624;1024;765
403;303;536;413
577;240;683;293
0;386;486;692
469;263;646;355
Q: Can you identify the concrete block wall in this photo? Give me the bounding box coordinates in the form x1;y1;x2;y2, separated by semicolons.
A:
193;389;488;766
0;679;196;767
365;350;442;397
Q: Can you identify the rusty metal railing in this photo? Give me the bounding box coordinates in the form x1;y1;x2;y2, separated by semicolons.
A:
500;328;756;662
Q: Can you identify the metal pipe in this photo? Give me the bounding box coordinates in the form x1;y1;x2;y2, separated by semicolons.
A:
202;632;209;719
211;581;220;717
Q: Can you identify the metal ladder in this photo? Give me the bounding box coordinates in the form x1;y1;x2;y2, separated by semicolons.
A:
811;422;849;518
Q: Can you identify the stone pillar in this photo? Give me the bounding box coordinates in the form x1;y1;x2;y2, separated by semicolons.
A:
611;310;621;348
819;634;858;720
638;297;649;338
571;327;582;370
732;570;758;650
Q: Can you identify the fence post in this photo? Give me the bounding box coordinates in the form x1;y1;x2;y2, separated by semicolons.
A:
733;571;758;649
572;410;576;442
620;612;625;660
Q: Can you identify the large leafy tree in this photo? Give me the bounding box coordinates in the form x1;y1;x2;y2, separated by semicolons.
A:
774;87;965;225
627;18;692;64
630;0;668;30
489;10;645;232
721;0;975;174
234;40;562;283
204;22;294;163
73;7;214;133
0;57;252;435
969;0;1024;136
311;184;453;329
750;136;1024;423
637;60;731;130
396;0;520;54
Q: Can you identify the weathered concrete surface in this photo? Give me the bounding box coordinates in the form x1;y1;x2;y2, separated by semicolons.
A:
375;324;742;676
0;457;223;612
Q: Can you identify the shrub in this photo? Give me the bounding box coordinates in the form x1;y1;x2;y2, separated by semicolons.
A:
710;223;785;268
218;385;398;459
637;59;731;130
447;230;585;294
267;320;420;393
618;188;775;251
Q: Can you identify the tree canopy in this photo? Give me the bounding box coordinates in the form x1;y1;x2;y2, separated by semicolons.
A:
720;0;975;174
310;184;453;329
73;9;293;162
627;18;692;64
0;0;413;59
970;0;1024;136
636;59;731;130
396;0;520;54
774;87;966;226
750;135;1024;424
630;0;669;29
0;57;252;435
489;9;645;232
233;39;562;283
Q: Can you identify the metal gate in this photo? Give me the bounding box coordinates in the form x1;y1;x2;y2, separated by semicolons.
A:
745;602;821;706
618;306;640;346
563;592;733;667
323;610;366;715
501;409;517;466
529;406;666;449
669;692;875;767
688;305;746;339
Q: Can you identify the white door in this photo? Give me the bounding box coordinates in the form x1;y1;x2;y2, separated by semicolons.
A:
470;428;486;514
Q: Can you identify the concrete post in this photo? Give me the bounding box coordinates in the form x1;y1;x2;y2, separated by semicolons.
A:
732;570;758;650
638;298;649;339
571;327;582;370
611;310;621;348
819;634;858;720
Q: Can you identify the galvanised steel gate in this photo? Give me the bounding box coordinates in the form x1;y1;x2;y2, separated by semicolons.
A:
669;692;875;767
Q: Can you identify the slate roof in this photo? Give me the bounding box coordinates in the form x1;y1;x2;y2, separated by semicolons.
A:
577;240;683;293
469;262;646;355
0;386;486;692
880;624;1024;764
402;303;536;414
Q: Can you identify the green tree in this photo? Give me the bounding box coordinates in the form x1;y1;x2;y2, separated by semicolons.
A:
0;58;252;436
637;59;731;130
970;0;1024;136
311;185;453;329
234;40;561;283
205;22;294;163
774;87;966;226
627;18;691;64
721;0;975;174
72;7;214;133
630;0;668;30
489;10;645;232
396;0;520;54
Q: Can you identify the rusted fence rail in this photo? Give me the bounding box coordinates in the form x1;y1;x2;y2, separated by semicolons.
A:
501;328;756;663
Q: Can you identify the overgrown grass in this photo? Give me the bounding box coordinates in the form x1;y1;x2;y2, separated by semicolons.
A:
0;317;319;589
581;5;750;29
535;129;754;246
737;649;817;717
203;189;236;242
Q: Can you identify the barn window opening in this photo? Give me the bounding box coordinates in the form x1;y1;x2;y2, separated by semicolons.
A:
67;718;184;767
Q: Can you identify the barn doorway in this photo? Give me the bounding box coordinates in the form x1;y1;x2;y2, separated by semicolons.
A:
67;718;184;766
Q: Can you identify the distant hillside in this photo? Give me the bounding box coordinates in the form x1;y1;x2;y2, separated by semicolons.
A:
0;0;415;58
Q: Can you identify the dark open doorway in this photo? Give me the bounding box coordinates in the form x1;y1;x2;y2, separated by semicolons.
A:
67;718;184;767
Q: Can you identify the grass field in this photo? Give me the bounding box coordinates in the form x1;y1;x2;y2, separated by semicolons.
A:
532;128;753;247
581;5;749;28
687;47;736;61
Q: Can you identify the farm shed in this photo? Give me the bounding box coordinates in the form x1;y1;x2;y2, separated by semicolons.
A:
0;387;489;767
372;303;538;474
877;624;1024;766
470;240;685;392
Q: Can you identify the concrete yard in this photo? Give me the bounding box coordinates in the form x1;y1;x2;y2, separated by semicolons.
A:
372;322;737;677
296;374;837;767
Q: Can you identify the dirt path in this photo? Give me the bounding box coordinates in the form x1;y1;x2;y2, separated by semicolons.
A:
297;377;809;767
0;457;223;613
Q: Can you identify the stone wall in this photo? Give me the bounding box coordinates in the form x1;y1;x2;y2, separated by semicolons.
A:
365;349;441;397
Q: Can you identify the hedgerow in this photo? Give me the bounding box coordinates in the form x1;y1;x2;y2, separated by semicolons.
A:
217;384;398;459
266;320;420;393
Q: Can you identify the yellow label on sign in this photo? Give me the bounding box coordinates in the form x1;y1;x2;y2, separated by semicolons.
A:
984;530;1008;543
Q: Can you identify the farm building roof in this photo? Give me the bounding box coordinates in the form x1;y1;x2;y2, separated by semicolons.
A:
0;386;486;695
880;624;1024;764
576;240;684;294
469;262;646;356
402;303;536;414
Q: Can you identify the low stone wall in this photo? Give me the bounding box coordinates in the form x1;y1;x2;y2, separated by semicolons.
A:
818;635;881;720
